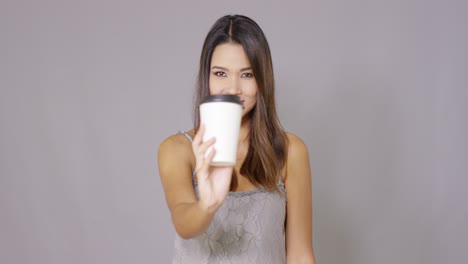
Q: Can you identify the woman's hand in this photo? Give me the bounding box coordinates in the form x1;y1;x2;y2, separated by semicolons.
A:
192;124;233;213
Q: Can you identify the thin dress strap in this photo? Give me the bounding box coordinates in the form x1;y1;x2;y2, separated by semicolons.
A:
178;130;193;142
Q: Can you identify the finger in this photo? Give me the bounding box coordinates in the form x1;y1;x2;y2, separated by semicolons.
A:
192;124;205;148
195;137;215;171
206;147;216;163
192;124;205;170
198;148;216;181
197;137;215;157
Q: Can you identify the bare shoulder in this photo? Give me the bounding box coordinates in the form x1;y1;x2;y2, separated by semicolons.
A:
159;131;194;153
285;131;309;160
283;131;311;183
158;131;195;171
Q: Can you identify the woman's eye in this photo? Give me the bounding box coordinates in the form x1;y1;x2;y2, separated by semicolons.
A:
241;72;254;78
214;71;226;77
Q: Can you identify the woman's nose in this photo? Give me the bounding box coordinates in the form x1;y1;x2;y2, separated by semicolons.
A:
225;77;241;95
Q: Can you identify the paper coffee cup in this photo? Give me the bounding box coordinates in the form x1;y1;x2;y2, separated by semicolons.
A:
200;94;243;166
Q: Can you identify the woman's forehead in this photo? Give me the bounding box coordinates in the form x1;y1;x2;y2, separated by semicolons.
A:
211;43;251;70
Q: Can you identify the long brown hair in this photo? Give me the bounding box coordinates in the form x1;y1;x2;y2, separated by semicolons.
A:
193;15;288;193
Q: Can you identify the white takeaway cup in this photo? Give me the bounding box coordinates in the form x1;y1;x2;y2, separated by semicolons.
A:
200;94;243;166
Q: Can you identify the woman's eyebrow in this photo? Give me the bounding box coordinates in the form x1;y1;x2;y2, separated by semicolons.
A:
211;66;229;71
211;66;252;72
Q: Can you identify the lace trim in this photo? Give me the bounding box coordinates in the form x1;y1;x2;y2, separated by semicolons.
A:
193;179;286;199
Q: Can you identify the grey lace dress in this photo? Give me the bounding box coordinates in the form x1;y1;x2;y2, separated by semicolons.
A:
172;131;287;264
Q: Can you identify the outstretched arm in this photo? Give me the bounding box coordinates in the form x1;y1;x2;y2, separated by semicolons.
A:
158;134;214;239
158;126;233;239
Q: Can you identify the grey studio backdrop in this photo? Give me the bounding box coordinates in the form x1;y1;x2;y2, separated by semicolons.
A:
0;0;466;263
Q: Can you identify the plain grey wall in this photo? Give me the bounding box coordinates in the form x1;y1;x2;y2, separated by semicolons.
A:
1;0;467;263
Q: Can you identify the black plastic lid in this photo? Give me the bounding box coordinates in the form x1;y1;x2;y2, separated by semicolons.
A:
200;94;242;105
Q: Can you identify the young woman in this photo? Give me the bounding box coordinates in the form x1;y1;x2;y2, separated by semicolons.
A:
158;15;316;263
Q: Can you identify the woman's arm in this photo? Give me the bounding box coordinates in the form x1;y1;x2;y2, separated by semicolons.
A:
158;134;215;239
285;133;316;264
158;127;233;239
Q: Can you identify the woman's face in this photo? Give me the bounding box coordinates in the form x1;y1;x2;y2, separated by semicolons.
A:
209;43;258;117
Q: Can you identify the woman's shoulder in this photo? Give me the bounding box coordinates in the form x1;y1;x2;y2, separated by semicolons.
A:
160;129;195;144
282;131;311;185
284;131;308;152
158;130;195;159
283;131;309;165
